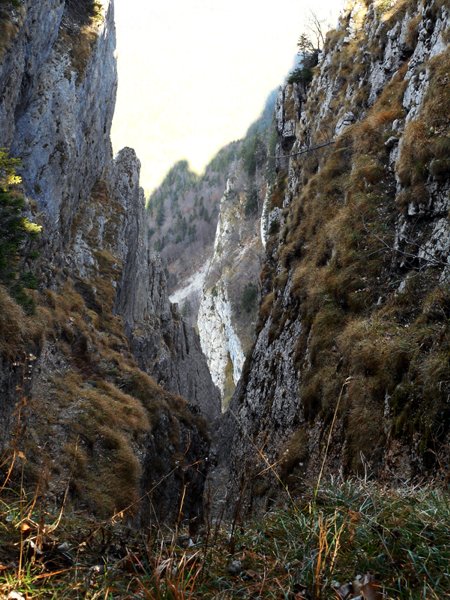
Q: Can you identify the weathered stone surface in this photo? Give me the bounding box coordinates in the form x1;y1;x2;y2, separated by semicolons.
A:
1;1;117;246
160;92;275;407
210;0;450;516
108;149;221;422
1;0;218;421
0;0;218;520
197;168;264;407
0;0;65;148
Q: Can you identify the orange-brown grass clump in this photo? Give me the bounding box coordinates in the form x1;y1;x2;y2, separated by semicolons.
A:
2;270;207;516
0;1;24;59
397;51;450;191
0;284;25;357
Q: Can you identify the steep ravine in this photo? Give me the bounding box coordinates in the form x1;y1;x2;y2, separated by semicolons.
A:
210;0;450;515
0;0;449;596
0;0;219;522
154;93;278;405
1;0;448;531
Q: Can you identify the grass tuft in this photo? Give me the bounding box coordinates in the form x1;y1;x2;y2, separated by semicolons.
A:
0;479;448;598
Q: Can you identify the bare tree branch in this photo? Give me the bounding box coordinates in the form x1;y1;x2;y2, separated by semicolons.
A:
361;218;449;269
308;11;326;50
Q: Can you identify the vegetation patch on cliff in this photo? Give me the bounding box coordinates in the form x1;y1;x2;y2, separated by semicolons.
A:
0;150;42;313
0;176;209;521
60;0;105;80
256;0;450;484
0;0;24;59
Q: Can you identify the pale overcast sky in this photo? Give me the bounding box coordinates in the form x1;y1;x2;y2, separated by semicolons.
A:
111;0;344;195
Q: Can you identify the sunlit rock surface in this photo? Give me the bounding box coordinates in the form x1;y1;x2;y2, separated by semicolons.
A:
209;0;450;516
0;0;218;520
197;171;264;406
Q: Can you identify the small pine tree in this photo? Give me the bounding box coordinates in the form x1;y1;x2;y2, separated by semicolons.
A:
287;15;324;86
241;283;258;313
0;149;42;312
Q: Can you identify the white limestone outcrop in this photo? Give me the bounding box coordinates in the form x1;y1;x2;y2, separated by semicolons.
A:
197;175;262;404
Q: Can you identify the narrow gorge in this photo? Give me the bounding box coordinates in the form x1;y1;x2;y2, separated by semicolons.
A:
0;0;449;597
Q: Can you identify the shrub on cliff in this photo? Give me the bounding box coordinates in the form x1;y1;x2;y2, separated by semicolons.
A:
287;50;319;86
241;282;258;313
0;149;41;312
287;22;323;85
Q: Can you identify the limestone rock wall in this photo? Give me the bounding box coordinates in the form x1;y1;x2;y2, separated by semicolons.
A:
0;0;218;520
1;0;116;245
156;93;277;407
210;0;450;515
198;172;264;408
0;0;218;421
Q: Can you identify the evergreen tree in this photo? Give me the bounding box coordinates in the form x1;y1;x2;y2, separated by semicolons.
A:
0;149;42;311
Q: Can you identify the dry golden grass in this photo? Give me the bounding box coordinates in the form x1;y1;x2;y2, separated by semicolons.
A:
404;13;422;49
279;428;308;481
259;291;274;321
72;30;98;78
274;269;289;290
352;70;407;155
332;39;363;81
59;1;105;80
395;182;429;209
319;148;349;179
397;120;430;186
0;1;27;58
344;378;386;472
269;177;286;210
85;381;150;433
283;86;298;122
425;52;450;131
28;342;175;515
280;236;302;270
397;50;449;189
259;7;450;476
0;191;205;516
430;0;448;15
420;286;450;323
291;263;310;298
63;438;89;476
375;0;421;25
0;17;18;58
0;285;25;357
350;155;385;188
323;26;346;53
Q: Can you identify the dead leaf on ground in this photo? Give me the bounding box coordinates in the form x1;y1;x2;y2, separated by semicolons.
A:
361;574;383;600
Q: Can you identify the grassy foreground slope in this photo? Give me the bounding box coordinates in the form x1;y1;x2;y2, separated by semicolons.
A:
0;479;448;598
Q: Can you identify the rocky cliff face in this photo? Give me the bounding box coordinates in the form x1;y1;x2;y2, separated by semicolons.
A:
156;93;277;405
198;169;265;406
210;0;450;515
0;0;218;521
1;0;116;246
